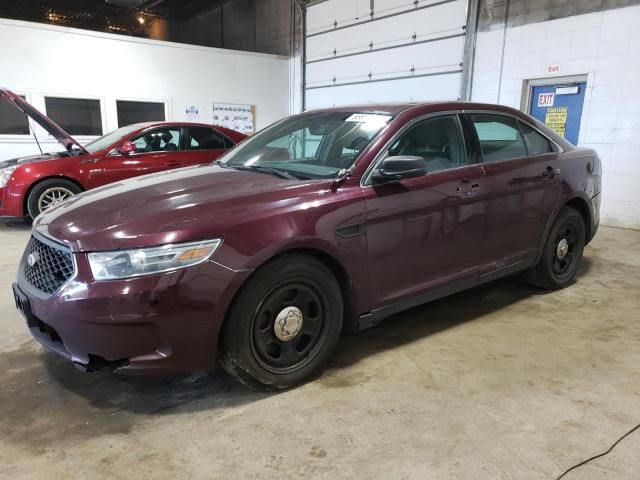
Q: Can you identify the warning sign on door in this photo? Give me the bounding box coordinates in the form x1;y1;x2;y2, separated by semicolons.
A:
545;107;568;137
538;92;555;107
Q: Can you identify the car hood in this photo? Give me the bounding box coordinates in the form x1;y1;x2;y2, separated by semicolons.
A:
0;89;88;155
34;164;328;252
0;152;72;168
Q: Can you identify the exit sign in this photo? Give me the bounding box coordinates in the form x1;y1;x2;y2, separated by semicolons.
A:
546;64;561;74
538;93;555;107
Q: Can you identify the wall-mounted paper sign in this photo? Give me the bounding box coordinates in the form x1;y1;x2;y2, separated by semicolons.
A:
538;92;555;107
185;105;199;121
545;106;568;137
213;103;255;134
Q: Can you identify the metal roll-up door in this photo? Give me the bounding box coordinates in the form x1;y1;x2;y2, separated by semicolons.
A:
304;0;473;110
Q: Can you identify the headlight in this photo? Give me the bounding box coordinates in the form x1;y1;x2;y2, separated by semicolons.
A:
0;166;17;187
88;239;222;280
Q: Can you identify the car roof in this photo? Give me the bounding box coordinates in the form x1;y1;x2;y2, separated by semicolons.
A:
125;121;226;129
302;101;527;116
123;121;248;142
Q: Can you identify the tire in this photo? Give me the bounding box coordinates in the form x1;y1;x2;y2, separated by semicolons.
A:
218;254;343;391
526;206;585;290
27;178;82;219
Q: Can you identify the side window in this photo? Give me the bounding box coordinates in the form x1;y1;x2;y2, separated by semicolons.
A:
44;97;103;136
0;95;29;135
519;121;553;155
130;128;181;153
385;115;467;174
188;127;226;150
471;114;527;162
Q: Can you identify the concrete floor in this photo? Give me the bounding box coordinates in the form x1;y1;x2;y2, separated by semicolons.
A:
0;224;639;480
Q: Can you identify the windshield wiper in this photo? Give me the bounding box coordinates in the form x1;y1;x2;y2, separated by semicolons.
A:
220;163;302;180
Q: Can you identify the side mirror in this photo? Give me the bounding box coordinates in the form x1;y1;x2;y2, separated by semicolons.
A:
118;141;136;155
371;155;427;185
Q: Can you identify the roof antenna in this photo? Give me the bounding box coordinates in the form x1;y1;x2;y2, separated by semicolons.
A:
28;119;43;155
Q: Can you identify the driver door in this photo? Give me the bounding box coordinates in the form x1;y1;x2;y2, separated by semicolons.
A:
363;113;488;309
86;127;185;188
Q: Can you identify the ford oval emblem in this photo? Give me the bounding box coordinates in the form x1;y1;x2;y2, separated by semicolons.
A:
27;253;38;267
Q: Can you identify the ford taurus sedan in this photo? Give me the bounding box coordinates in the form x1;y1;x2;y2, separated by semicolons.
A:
0;89;246;219
12;102;601;390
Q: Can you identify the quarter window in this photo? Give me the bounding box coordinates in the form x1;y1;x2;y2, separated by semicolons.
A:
471;114;527;162
384;115;467;174
130;128;181;153
187;127;227;150
44;97;103;136
519;121;553;155
0;94;29;135
116;100;166;127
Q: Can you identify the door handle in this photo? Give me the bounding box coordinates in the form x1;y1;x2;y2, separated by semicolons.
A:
543;166;561;179
457;181;480;194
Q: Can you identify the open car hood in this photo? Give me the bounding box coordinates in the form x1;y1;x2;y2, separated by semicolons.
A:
0;88;88;155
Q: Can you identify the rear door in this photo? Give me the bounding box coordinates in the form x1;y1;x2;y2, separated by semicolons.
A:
363;113;487;308
467;112;563;272
183;126;230;165
86;126;184;188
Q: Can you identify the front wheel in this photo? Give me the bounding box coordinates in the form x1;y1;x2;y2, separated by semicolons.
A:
27;179;82;218
526;206;585;290
218;254;343;390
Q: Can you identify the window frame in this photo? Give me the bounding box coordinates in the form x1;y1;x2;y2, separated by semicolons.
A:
42;93;106;140
0;90;32;140
464;110;563;165
115;97;170;128
361;111;473;187
108;125;185;157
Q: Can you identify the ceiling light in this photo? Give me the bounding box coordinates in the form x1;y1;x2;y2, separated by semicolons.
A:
137;16;145;25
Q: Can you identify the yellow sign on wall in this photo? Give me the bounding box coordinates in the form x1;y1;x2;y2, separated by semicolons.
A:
545;107;568;137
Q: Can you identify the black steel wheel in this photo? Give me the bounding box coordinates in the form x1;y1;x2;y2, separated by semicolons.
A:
219;254;343;390
251;280;329;374
527;206;585;290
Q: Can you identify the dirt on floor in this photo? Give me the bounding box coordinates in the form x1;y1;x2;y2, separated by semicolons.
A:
0;224;639;480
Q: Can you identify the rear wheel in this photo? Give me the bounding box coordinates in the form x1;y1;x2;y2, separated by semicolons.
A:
218;254;343;390
526;206;585;290
27;179;82;218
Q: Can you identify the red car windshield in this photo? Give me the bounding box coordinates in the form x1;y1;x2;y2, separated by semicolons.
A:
84;124;145;154
219;112;393;179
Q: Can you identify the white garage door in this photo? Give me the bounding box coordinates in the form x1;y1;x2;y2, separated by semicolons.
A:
304;0;471;110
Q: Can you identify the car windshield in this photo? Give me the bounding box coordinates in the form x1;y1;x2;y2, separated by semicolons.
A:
83;124;144;154
218;111;393;179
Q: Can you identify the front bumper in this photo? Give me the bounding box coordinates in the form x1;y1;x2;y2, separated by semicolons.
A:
15;249;251;375
0;185;26;219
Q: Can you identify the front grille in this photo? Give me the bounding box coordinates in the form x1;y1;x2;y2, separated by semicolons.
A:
22;236;75;295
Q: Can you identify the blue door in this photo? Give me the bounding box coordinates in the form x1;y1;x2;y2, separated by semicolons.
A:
529;82;586;145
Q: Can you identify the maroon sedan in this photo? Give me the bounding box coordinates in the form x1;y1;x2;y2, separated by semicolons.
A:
0;89;246;219
13;102;601;390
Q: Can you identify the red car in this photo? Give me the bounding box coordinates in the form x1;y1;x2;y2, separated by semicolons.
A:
0;89;246;219
13;102;601;390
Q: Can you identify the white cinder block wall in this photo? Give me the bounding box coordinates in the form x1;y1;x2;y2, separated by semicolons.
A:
0;19;290;161
472;5;640;230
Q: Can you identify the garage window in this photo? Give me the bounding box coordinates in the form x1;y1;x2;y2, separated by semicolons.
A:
44;97;103;136
116;100;166;128
0;95;29;135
